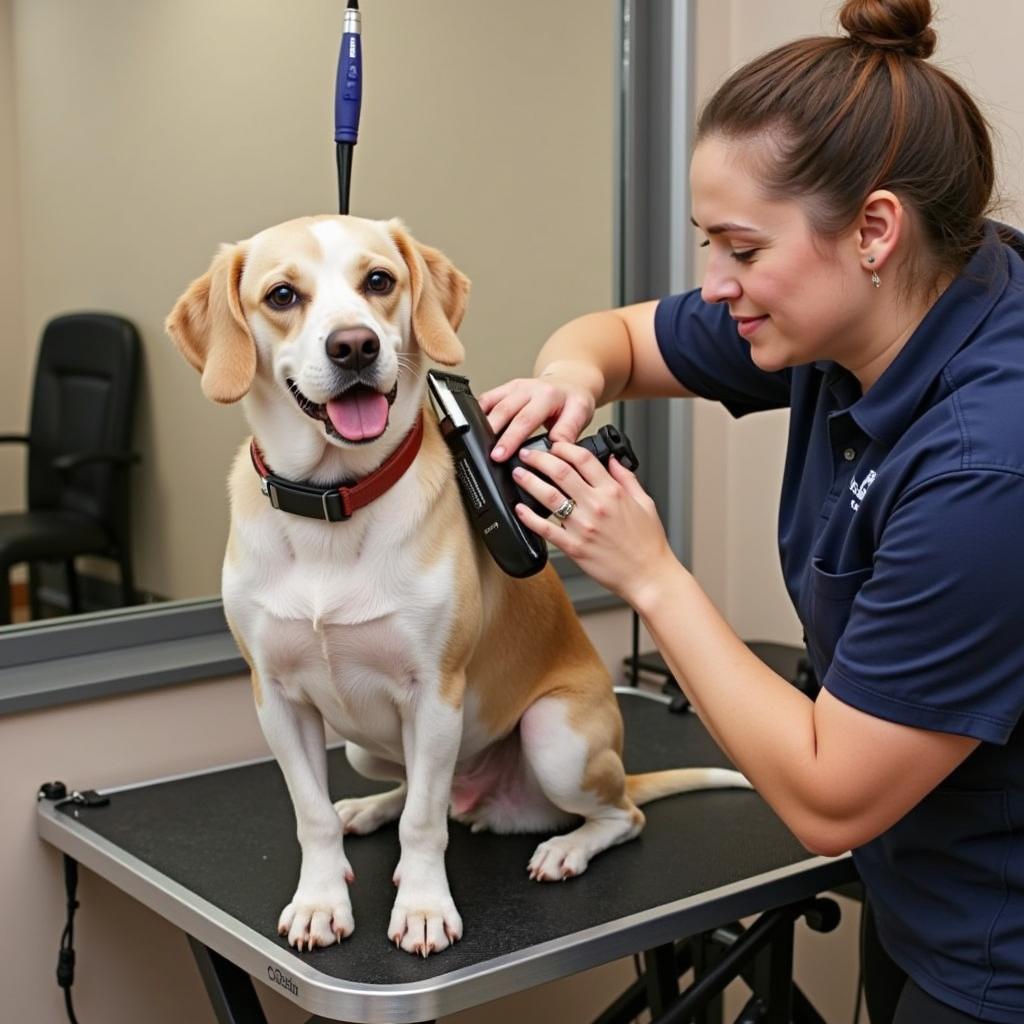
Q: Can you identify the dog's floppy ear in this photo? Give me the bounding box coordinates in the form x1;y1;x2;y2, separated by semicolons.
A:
165;241;255;404
388;219;469;366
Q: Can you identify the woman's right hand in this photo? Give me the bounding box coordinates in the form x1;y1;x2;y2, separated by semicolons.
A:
478;368;599;462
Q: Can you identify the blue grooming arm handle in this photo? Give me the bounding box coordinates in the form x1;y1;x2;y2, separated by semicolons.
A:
335;25;362;143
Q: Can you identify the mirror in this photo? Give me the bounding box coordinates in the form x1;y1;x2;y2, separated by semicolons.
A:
0;0;617;627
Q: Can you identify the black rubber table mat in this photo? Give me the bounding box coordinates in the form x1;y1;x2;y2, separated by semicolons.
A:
58;692;813;985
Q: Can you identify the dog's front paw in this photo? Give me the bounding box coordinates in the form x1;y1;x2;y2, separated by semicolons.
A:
528;836;591;881
278;884;355;951
334;788;405;835
388;880;463;957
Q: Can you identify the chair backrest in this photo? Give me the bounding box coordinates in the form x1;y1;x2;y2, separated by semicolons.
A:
27;313;141;533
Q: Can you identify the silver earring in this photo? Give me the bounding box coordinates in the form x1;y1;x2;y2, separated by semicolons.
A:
866;255;880;288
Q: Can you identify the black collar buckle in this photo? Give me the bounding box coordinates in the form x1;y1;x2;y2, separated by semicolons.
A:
261;476;350;522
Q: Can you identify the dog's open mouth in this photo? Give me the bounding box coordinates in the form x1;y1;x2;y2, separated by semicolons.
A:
286;379;398;444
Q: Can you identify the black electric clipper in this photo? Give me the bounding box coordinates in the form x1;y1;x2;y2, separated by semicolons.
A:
427;371;639;578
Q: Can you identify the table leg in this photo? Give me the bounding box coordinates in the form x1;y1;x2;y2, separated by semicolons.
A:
690;931;725;1024
188;936;269;1024
750;918;794;1024
593;940;693;1024
644;942;681;1016
647;898;839;1024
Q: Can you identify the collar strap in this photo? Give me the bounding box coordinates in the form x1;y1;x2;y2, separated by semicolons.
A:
250;413;424;523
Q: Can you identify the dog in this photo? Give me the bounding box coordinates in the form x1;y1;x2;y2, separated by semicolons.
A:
166;215;748;957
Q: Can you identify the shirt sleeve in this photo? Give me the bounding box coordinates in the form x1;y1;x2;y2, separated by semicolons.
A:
824;469;1024;744
654;289;791;417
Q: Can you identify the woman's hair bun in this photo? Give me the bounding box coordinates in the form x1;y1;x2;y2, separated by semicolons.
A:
839;0;937;59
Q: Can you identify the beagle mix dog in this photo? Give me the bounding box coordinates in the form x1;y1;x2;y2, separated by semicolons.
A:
166;215;747;957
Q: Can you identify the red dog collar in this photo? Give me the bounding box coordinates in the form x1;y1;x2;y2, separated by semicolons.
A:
250;413;424;522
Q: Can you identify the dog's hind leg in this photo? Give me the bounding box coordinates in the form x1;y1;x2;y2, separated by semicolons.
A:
335;744;407;835
257;679;355;950
519;693;645;882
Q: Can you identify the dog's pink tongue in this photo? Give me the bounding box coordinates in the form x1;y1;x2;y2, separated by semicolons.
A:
326;389;389;442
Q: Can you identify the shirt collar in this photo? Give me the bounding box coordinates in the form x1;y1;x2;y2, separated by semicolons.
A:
827;221;1010;447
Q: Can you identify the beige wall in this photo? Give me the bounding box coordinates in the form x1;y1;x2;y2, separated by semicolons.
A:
7;0;614;604
0;0;27;515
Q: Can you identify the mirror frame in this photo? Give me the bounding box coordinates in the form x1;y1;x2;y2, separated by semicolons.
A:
0;0;697;717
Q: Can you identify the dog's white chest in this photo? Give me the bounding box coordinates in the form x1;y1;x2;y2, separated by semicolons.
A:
226;520;459;759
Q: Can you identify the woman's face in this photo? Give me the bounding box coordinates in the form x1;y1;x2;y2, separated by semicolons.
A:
690;135;870;373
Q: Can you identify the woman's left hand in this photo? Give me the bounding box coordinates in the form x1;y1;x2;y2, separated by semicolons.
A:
512;441;673;603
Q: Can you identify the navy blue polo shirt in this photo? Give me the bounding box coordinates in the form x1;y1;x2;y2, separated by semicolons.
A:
654;222;1024;1022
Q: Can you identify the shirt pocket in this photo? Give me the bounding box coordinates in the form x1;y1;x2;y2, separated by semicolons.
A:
806;557;872;673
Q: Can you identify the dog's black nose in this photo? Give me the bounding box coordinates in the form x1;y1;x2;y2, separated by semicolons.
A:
325;327;380;371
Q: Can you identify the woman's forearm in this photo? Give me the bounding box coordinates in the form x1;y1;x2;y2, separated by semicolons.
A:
532;309;636;408
631;561;834;850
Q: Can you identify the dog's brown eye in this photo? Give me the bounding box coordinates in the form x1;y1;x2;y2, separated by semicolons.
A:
366;270;395;295
266;284;299;309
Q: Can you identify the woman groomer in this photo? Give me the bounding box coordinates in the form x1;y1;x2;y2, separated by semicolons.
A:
482;2;1024;1022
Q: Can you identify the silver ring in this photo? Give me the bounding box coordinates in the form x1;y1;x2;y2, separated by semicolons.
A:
552;497;576;522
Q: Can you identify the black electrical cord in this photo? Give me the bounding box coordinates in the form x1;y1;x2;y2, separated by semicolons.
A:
58;854;81;1024
40;781;104;1023
336;141;353;214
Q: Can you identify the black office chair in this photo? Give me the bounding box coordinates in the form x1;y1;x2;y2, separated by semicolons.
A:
0;313;141;624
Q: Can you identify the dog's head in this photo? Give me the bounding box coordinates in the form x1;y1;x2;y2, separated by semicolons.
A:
165;215;468;451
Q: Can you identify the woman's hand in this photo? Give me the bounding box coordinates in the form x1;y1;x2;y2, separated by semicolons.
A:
511;441;675;603
478;365;601;462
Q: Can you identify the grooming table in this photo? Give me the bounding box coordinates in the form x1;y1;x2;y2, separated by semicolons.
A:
37;689;855;1023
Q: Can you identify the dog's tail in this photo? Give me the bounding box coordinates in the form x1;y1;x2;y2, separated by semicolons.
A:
626;767;751;807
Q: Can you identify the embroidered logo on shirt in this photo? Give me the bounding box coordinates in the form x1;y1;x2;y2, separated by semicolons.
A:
850;470;876;511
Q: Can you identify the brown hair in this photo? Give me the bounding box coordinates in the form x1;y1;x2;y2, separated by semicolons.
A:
696;0;994;286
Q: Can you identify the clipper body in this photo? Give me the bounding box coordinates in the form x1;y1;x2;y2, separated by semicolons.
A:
427;371;639;578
